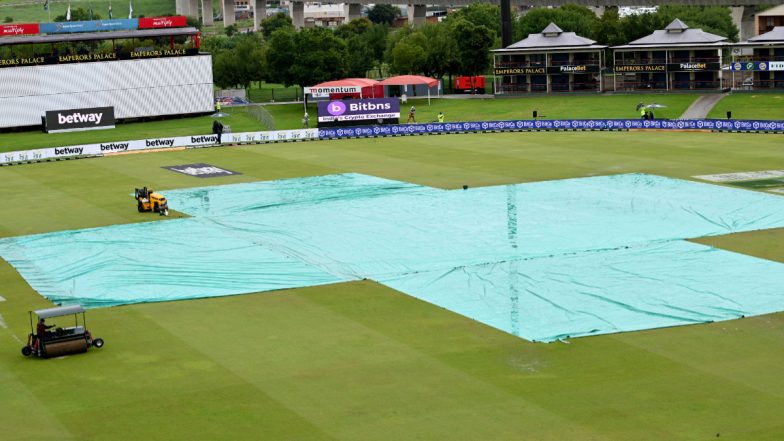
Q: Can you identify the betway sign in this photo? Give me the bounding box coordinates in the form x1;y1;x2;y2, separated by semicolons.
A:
45;107;115;133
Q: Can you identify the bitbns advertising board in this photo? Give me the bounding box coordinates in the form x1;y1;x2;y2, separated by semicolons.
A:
317;98;400;123
45;107;116;133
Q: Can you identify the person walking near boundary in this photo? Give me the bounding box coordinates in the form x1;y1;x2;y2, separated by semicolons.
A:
212;119;224;144
407;106;416;123
437;112;444;123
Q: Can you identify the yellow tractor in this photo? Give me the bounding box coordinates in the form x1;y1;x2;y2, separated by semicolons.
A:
135;187;169;216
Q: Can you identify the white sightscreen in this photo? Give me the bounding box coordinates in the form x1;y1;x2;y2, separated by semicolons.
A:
0;55;214;128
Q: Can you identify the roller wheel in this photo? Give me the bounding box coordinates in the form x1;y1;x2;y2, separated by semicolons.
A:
22;346;32;356
93;338;104;348
137;202;144;212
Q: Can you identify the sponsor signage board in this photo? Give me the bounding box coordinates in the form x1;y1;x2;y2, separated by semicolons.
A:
317;98;400;123
163;163;241;178
732;61;784;71
138;16;188;29
494;66;600;75
494;66;546;75
304;86;362;95
45;107;115;133
1;129;319;165
0;48;199;68
613;64;667;73
40;19;138;34
0;23;40;36
667;62;720;72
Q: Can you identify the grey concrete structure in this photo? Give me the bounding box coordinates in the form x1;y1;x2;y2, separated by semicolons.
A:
407;4;426;26
254;0;265;31
203;0;214;26
347;3;362;21
292;1;305;30
222;0;235;26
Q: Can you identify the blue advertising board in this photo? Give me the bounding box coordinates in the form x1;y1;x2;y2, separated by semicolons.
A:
317;98;400;123
319;119;784;139
40;19;138;34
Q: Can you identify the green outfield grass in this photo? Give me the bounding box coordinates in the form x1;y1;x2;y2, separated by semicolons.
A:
0;107;267;153
0;0;174;23
2;131;784;440
707;93;784;120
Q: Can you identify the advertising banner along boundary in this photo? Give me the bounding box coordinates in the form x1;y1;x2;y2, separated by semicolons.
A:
2;119;783;166
0;129;318;165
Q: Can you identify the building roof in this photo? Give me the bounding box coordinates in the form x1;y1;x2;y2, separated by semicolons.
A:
748;26;784;42
757;4;784;17
493;22;606;53
0;27;199;47
611;18;727;49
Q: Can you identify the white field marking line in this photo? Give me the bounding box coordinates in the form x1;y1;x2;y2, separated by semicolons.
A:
694;170;784;182
0;313;5;329
0;295;5;301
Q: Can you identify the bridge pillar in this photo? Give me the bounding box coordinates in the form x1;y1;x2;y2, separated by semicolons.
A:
222;0;235;27
591;6;604;18
202;0;214;26
347;3;362;22
253;0;265;31
176;0;198;17
407;4;426;26
731;6;757;41
292;1;305;30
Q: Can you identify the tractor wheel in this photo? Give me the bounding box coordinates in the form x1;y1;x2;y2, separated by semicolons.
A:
137;202;144;212
21;346;32;356
153;203;159;213
93;338;104;348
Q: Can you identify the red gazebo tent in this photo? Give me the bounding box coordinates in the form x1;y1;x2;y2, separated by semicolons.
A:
379;75;439;104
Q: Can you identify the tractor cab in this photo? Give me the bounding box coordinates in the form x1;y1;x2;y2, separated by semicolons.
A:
135;187;169;216
21;305;104;358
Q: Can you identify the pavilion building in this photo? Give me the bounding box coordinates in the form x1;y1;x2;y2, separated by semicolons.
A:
611;19;728;91
492;23;606;95
730;26;784;89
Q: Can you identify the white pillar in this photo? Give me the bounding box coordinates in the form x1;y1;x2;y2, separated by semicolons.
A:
202;0;214;26
292;1;304;30
253;0;265;31
731;6;757;40
223;0;235;27
346;3;362;22
407;4;426;26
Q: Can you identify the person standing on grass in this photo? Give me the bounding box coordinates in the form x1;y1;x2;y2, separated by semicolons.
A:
407;106;416;123
437;112;444;123
212;119;224;144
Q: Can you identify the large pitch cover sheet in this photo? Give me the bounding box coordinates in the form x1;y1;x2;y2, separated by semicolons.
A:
2;173;784;342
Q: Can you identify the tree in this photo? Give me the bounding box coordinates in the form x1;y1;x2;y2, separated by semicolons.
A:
266;27;348;86
213;34;265;89
54;7;101;22
451;19;494;88
515;6;597;42
367;4;399;26
656;5;738;41
420;23;460;79
389;36;426;74
444;4;500;36
264;29;297;85
345;35;375;77
261;12;294;39
591;7;626;47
